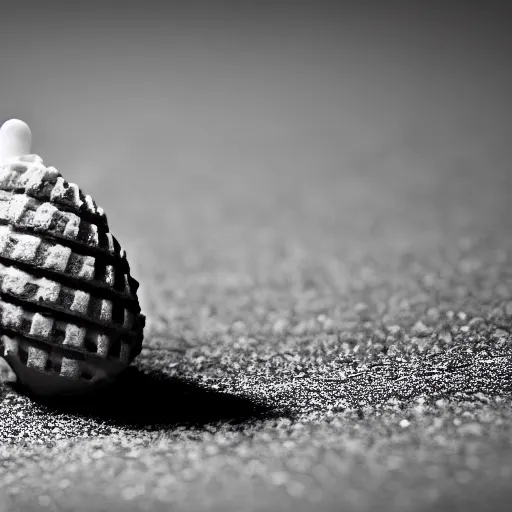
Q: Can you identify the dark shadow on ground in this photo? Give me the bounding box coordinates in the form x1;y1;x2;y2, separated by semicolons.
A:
27;367;279;429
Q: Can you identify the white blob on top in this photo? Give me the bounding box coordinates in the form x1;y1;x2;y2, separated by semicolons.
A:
0;119;32;164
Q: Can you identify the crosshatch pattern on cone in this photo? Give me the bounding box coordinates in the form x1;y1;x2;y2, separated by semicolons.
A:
0;150;145;395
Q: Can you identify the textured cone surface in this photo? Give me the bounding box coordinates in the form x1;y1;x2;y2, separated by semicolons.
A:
0;154;144;394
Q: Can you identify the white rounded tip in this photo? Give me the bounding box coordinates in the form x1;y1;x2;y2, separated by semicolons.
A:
0;118;33;164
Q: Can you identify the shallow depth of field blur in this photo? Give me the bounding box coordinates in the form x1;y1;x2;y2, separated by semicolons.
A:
1;1;511;317
3;4;512;511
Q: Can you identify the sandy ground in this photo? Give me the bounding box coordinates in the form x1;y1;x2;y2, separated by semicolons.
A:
1;3;512;511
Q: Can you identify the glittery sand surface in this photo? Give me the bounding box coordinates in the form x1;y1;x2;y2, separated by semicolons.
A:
1;3;512;511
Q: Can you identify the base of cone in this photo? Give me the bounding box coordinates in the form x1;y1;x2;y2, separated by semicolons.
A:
3;354;116;396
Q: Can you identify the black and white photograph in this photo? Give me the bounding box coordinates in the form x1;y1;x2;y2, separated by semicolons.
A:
0;1;511;511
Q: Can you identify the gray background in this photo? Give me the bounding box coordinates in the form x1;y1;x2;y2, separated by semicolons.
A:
1;2;512;511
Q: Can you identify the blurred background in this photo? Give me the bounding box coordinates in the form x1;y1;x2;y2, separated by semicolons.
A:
2;4;512;509
1;0;511;315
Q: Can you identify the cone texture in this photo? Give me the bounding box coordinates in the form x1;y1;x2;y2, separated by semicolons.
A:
0;154;144;392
